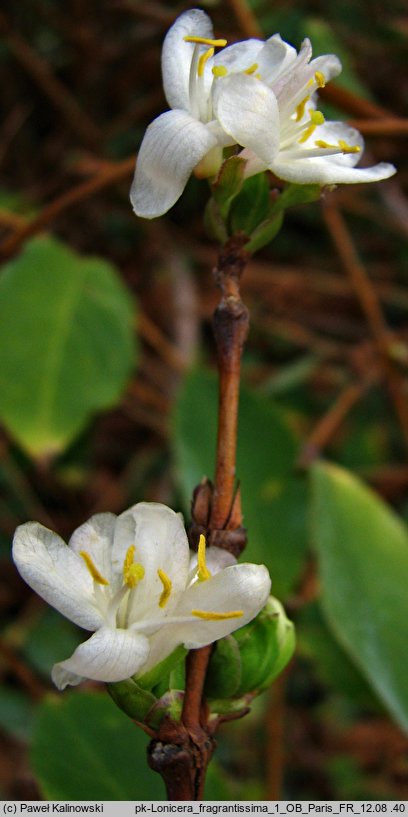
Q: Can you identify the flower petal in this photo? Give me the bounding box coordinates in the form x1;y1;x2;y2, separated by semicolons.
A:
162;9;214;111
274;122;396;184
130;110;218;218
211;39;264;74
258;34;298;84
12;522;104;630
140;562;271;673
310;53;342;83
112;502;190;619
51;627;150;689
213;74;279;165
69;512;117;589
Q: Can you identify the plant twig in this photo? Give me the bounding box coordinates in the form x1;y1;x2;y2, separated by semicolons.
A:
0;156;135;260
149;235;251;800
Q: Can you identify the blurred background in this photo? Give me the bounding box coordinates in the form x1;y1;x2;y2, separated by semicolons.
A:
0;0;407;801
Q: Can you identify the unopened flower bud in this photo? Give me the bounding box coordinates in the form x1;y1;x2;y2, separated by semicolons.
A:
205;596;295;699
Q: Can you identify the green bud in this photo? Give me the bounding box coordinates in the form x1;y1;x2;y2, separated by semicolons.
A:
205;596;295;700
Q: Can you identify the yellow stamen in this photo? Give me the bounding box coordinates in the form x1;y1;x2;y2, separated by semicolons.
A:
298;124;316;144
197;533;211;582
157;568;172;608
255;73;262;80
315;71;326;88
123;545;145;589
338;139;361;154
298;110;325;144
244;63;259;75
184;36;227;47
212;65;228;78
314;139;336;149
198;47;214;77
80;551;109;586
192;609;243;621
295;94;310;122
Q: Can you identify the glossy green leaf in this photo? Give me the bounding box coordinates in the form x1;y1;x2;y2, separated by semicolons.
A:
0;237;136;457
173;368;307;597
311;461;408;733
31;692;164;799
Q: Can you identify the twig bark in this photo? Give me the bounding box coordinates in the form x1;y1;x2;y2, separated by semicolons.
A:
148;235;250;800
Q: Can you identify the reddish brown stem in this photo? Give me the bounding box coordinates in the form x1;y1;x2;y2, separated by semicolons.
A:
211;236;250;529
149;236;250;800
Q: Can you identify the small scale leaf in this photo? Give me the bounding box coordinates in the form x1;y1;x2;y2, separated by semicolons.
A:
244;212;284;254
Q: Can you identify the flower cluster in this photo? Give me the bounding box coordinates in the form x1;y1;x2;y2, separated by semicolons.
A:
131;9;395;219
12;502;271;689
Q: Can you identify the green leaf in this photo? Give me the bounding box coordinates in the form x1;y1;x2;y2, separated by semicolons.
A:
31;692;164;799
173;368;307;597
0;237;136;457
230;173;270;236
21;608;83;677
311;461;408;733
0;687;34;739
297;602;384;712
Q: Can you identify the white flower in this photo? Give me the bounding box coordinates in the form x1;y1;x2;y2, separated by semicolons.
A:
130;8;396;219
12;502;271;690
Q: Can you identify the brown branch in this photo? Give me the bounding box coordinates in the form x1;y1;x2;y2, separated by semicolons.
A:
226;0;263;37
298;378;369;468
349;118;408;137
149;236;251;800
323;201;408;451
0;156;135;260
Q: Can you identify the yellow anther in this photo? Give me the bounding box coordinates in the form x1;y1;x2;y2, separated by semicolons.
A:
157;568;172;608
315;71;326;88
198;47;214;77
298;110;325;144
307;78;315;88
314;139;335;149
192;609;243;621
244;63;259;75
123;545;145;589
338;139;361;154
295;94;310;122
197;534;211;582
184;36;227;47
212;65;228;78
80;551;109;586
310;110;325;125
255;73;262;80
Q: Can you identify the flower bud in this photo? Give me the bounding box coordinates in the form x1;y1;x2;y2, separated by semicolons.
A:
205;596;295;699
